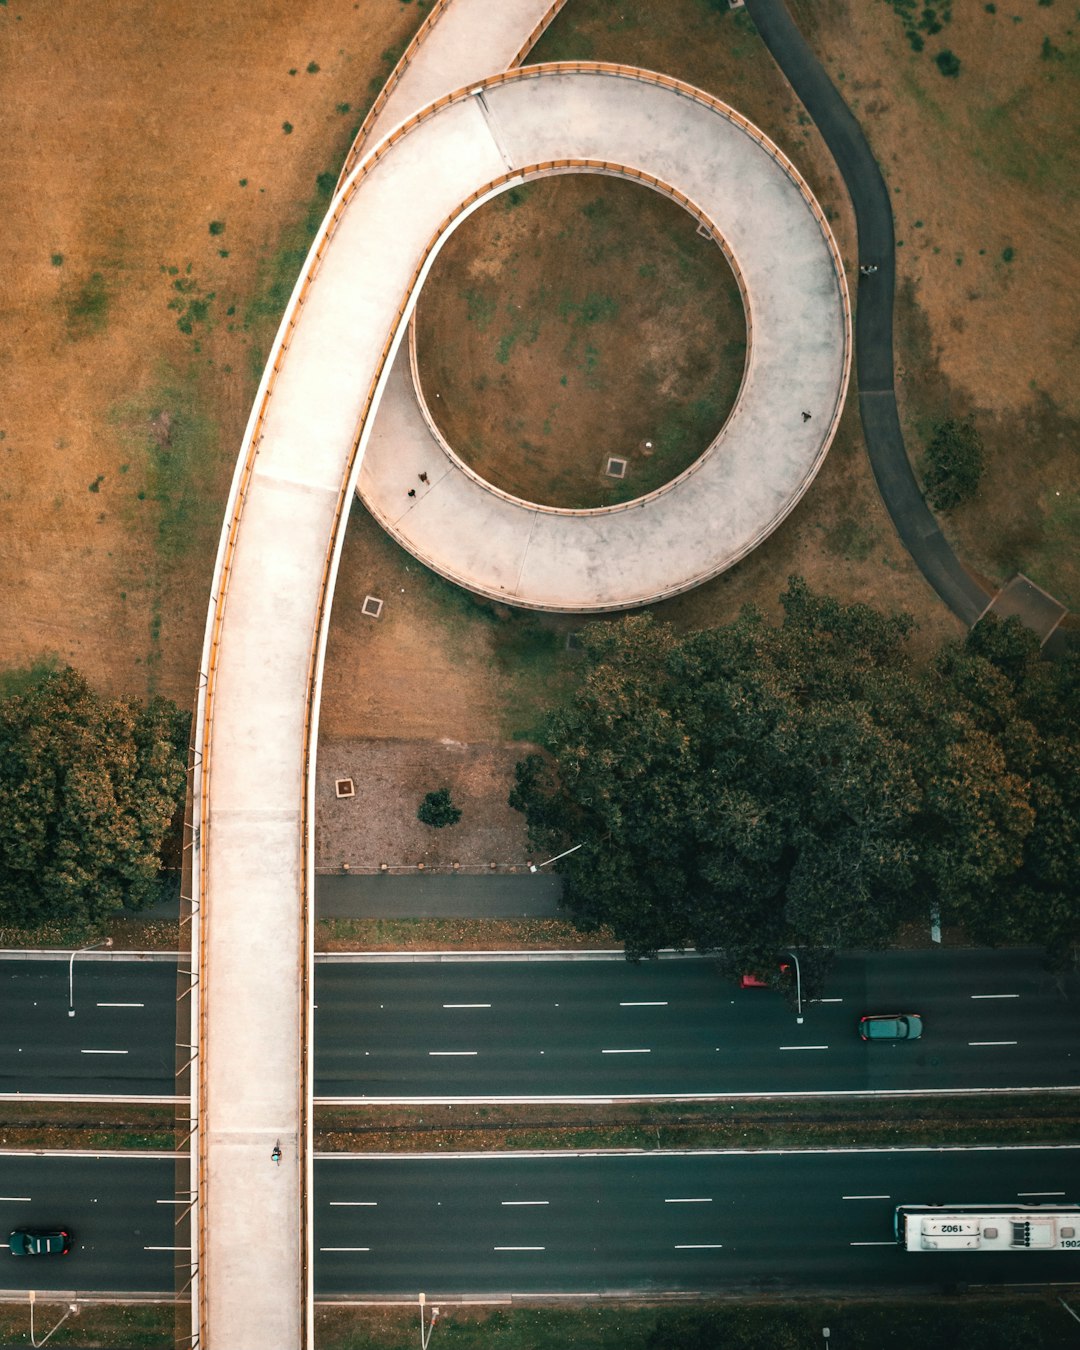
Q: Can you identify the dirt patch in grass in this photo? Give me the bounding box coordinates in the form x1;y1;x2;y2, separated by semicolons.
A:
316;738;535;870
315;917;616;952
414;175;747;508
793;0;1080;610
0;0;423;703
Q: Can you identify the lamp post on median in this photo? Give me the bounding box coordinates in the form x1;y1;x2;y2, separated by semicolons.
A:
529;843;583;873
786;950;803;1024
68;938;113;1017
418;1292;439;1348
28;1293;79;1348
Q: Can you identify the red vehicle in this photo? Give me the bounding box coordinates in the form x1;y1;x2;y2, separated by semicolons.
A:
739;961;791;989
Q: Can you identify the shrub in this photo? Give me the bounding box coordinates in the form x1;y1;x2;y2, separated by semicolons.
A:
208;220;225;236
921;416;984;511
418;788;462;829
936;49;961;76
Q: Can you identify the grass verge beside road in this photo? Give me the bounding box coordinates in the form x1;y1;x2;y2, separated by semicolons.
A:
317;1093;1080;1153
317;1298;1080;1350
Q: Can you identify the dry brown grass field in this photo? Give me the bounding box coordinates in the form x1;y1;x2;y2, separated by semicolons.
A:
3;0;1075;765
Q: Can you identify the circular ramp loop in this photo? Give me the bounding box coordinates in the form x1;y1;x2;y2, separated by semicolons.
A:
355;65;851;611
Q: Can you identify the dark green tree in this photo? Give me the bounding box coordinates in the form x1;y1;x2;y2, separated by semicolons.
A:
510;585;1078;963
417;787;462;829
921;415;984;510
0;666;189;929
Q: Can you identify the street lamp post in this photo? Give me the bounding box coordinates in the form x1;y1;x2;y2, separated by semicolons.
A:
786;950;803;1024
68;938;113;1017
529;843;583;873
28;1293;79;1348
418;1292;439;1348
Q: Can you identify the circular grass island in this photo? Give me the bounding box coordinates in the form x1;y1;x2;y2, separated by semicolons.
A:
413;175;748;509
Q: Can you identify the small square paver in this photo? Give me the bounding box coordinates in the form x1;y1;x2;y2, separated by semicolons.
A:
361;594;384;619
335;778;355;798
605;456;628;479
983;574;1067;645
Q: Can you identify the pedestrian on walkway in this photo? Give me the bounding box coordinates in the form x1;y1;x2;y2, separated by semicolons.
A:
801;411;812;422
419;472;429;483
271;1143;282;1165
407;488;416;498
859;264;878;276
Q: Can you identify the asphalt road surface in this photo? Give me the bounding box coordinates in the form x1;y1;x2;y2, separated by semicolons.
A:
314;950;1080;1100
3;1149;1076;1297
0;1154;186;1295
0;960;178;1098
3;951;1077;1100
314;1147;1080;1294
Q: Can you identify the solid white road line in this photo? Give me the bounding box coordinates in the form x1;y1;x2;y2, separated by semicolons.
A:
843;1194;890;1200
780;1045;829;1051
145;1245;190;1251
816;998;844;1004
428;1051;477;1056
665;1198;712;1204
850;1241;895;1246
330;1201;378;1207
971;994;1019;999
156;1199;189;1205
0;1196;31;1202
80;1049;129;1055
96;1002;145;1008
601;1048;651;1054
620;1001;668;1007
969;1041;1019;1046
675;1243;723;1249
320;1246;370;1252
444;1003;491;1008
502;1200;548;1206
494;1245;545;1251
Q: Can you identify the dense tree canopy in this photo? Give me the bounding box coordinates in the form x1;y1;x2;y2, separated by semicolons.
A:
510;581;1078;965
0;666;189;929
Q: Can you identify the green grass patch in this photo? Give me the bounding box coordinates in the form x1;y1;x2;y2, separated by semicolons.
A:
0;655;61;700
65;270;110;337
315;1296;1080;1350
109;366;221;570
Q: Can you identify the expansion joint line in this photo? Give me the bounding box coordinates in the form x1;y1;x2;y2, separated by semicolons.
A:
471;87;517;174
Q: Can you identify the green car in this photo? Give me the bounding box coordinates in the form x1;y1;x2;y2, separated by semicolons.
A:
859;1014;923;1041
8;1229;71;1257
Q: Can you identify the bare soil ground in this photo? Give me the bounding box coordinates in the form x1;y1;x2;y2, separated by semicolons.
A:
316;738;533;870
414;174;747;507
0;0;423;704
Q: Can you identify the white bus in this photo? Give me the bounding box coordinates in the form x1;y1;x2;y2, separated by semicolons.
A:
895;1204;1080;1253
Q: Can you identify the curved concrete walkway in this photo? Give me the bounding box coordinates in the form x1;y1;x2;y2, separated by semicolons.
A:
190;11;848;1350
357;102;849;609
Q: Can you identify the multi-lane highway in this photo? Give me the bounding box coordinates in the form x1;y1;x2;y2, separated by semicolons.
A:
319;950;1080;1098
0;959;178;1097
3;951;1078;1099
0;1154;187;1294
2;1149;1077;1295
313;1147;1080;1294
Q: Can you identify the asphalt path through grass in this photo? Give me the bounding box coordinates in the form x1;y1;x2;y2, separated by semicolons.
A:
745;0;993;626
313;1147;1080;1294
315;950;1079;1101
